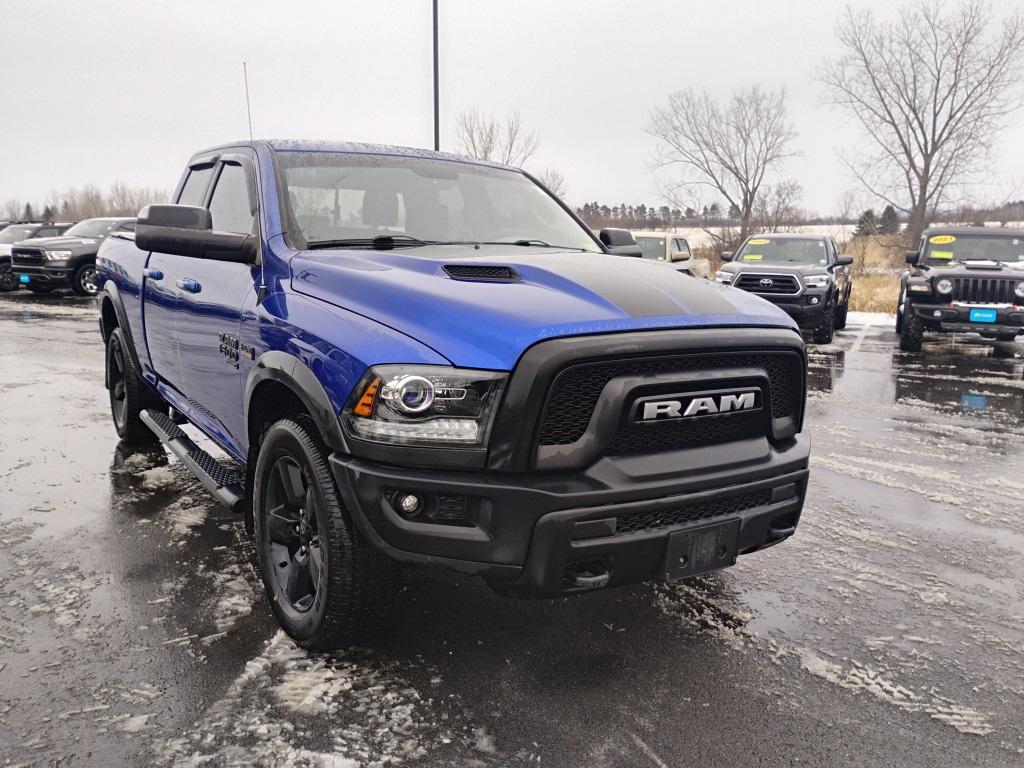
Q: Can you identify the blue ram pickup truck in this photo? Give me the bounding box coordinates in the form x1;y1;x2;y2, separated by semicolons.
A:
97;140;809;649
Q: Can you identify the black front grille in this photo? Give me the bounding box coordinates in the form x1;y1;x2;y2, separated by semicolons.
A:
608;409;765;455
613;488;774;535
950;277;1020;303
538;351;802;447
11;249;44;266
444;264;518;281
734;273;801;294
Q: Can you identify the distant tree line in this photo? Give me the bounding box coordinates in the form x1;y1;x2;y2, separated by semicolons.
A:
2;182;168;223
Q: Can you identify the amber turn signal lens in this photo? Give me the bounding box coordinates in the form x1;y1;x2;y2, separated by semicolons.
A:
353;377;381;417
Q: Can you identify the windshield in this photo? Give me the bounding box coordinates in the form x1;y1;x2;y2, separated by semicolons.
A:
636;236;665;260
277;151;600;253
924;233;1024;265
735;236;828;266
63;219;120;239
0;225;37;244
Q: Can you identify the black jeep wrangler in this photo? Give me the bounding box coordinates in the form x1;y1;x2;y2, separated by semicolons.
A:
898;227;1024;353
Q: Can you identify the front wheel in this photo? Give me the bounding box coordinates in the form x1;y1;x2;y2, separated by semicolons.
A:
72;262;98;296
253;418;392;650
812;309;835;344
0;264;17;292
834;297;849;331
899;308;925;353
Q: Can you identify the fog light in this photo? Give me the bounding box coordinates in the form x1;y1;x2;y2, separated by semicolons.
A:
396;493;422;516
809;296;820;305
933;310;943;318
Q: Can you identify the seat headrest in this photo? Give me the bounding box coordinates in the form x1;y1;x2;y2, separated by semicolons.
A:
362;188;399;227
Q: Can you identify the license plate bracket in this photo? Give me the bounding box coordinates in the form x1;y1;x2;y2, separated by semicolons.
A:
661;518;741;581
969;307;997;323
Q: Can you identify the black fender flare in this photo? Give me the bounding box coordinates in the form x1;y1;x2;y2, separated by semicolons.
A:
99;283;145;387
243;351;349;454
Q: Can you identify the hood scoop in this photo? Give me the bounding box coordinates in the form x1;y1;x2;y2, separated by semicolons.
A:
443;264;520;282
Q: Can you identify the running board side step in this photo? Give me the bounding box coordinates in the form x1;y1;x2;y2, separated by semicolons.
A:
140;409;245;514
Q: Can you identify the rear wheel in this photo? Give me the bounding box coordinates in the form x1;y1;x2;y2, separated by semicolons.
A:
0;264;16;292
899;308;925;353
253;418;392;650
106;327;159;445
72;262;98;296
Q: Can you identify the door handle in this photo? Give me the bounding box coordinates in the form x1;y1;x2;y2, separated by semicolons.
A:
144;268;163;280
176;278;201;293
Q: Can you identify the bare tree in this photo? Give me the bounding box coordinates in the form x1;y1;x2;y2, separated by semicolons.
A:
835;187;862;223
455;109;539;167
821;1;1024;242
752;179;805;232
647;85;797;242
537;167;567;198
2;199;23;221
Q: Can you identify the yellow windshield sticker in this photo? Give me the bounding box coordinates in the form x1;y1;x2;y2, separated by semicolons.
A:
930;250;954;260
929;235;956;245
741;254;763;261
748;238;770;245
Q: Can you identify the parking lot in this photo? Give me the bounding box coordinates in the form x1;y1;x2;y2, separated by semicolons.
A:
0;290;1022;767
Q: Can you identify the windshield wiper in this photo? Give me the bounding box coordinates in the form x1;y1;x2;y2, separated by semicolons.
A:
481;239;591;251
306;234;434;250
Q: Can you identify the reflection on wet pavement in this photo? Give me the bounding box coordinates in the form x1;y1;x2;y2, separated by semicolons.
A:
1;295;1023;767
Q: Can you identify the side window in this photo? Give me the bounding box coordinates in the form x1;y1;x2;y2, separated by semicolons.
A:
177;165;215;207
208;163;255;235
675;239;690;257
35;228;58;238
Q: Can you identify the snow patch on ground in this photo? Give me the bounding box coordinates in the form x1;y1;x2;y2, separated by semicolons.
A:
156;631;466;766
140;466;178;491
210;566;256;633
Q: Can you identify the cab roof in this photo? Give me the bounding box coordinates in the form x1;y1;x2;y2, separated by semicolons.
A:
191;139;519;173
923;225;1024;238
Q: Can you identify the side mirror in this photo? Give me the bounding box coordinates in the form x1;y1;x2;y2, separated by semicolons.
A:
598;227;642;257
905;250;920;265
834;254;854;267
720;251;734;262
136;204;257;264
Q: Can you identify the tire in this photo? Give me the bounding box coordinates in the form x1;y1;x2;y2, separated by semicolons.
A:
895;291;905;334
0;264;17;292
72;262;98;296
834;297;849;331
899;308;925;353
106;327;160;445
812;308;835;344
253;418;392;650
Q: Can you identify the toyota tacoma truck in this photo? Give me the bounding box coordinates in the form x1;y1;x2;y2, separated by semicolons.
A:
96;140;809;649
716;234;854;343
898;227;1024;353
13;217;135;295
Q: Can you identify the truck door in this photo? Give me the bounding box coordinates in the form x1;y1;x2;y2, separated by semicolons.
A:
143;162;215;394
174;156;261;455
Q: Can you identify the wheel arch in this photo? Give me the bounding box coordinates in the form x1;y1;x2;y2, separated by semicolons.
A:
99;285;145;386
244;351;349;460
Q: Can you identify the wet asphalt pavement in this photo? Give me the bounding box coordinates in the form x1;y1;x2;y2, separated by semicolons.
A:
1;291;1022;768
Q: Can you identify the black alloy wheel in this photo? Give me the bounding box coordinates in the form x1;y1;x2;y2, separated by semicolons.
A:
265;456;325;615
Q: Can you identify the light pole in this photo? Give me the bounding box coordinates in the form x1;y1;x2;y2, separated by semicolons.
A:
432;0;439;151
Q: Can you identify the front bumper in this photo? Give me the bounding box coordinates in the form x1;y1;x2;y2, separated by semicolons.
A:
12;263;74;288
730;286;830;329
330;433;809;596
911;302;1024;335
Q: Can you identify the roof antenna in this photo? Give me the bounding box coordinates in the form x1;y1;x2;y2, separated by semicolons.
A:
243;61;254;141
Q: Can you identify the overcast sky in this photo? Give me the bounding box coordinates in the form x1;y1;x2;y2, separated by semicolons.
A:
3;0;1023;216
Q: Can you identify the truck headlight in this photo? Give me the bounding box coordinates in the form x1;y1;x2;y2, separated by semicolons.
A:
715;271;734;283
935;278;953;294
803;274;832;288
1015;282;1024;299
343;365;506;447
44;250;73;260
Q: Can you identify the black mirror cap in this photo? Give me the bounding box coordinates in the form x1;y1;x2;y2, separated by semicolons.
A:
137;204;212;230
835;254;854;267
905;250;920;265
599;228;637;248
720;251;734;262
136;204;256;264
607;245;643;257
